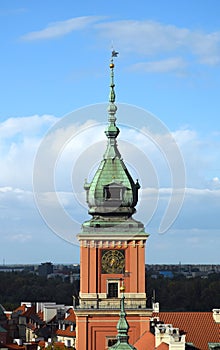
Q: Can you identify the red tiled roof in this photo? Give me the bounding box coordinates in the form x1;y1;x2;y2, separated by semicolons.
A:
5;344;25;350
157;342;169;350
134;331;155;350
5;343;38;350
153;312;220;350
13;304;26;314
56;325;76;338
65;308;76;322
53;342;66;349
22;305;36;317
13;304;36;318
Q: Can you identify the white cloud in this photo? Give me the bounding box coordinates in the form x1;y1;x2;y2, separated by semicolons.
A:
0;114;57;139
168;187;220;231
0;114;218;193
172;129;197;146
191;31;220;65
20;17;220;69
0;186;13;193
97;20;188;55
0;115;58;189
96;19;220;67
21;16;103;41
138;186;220;233
208;177;220;189
0;187;33;210
171;128;220;188
9;233;32;242
129;57;187;74
0;114;219;254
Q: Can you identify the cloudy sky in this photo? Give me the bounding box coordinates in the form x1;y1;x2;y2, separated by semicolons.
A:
0;0;220;264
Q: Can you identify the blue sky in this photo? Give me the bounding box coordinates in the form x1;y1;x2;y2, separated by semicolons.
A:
0;0;220;264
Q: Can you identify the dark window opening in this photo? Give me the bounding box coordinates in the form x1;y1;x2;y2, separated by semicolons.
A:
108;338;117;347
104;184;124;201
107;282;118;298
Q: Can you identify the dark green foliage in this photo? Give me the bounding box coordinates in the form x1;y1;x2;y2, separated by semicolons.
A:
146;273;220;311
0;272;79;310
1;271;220;312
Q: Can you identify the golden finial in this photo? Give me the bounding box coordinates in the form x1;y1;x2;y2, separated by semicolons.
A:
120;285;125;292
110;49;118;69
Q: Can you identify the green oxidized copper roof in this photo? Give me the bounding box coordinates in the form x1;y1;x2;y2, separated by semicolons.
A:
82;52;147;235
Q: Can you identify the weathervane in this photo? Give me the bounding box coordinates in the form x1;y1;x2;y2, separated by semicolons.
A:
112;49;119;57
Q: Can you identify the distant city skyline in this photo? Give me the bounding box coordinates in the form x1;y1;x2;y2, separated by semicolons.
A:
0;1;220;264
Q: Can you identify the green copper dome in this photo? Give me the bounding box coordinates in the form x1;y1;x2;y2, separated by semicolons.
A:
82;52;146;235
84;54;141;219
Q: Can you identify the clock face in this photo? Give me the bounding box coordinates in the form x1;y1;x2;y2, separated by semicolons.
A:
101;249;125;274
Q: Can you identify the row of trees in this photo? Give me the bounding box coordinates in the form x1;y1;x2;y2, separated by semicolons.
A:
0;272;79;310
147;273;220;311
0;271;220;311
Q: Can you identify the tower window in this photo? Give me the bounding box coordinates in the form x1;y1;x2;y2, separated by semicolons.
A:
107;338;117;347
107;282;119;298
104;183;125;201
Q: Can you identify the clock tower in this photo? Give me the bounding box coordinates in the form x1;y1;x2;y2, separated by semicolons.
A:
74;53;151;350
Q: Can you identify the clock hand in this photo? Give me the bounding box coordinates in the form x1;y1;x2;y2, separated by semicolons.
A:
110;258;116;266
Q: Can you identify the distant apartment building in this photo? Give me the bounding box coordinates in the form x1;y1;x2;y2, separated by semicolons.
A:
38;263;53;277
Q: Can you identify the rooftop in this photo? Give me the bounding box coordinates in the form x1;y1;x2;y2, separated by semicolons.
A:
153;312;220;350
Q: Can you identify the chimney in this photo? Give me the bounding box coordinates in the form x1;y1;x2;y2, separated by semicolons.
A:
153;302;160;313
155;324;185;350
213;309;220;323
